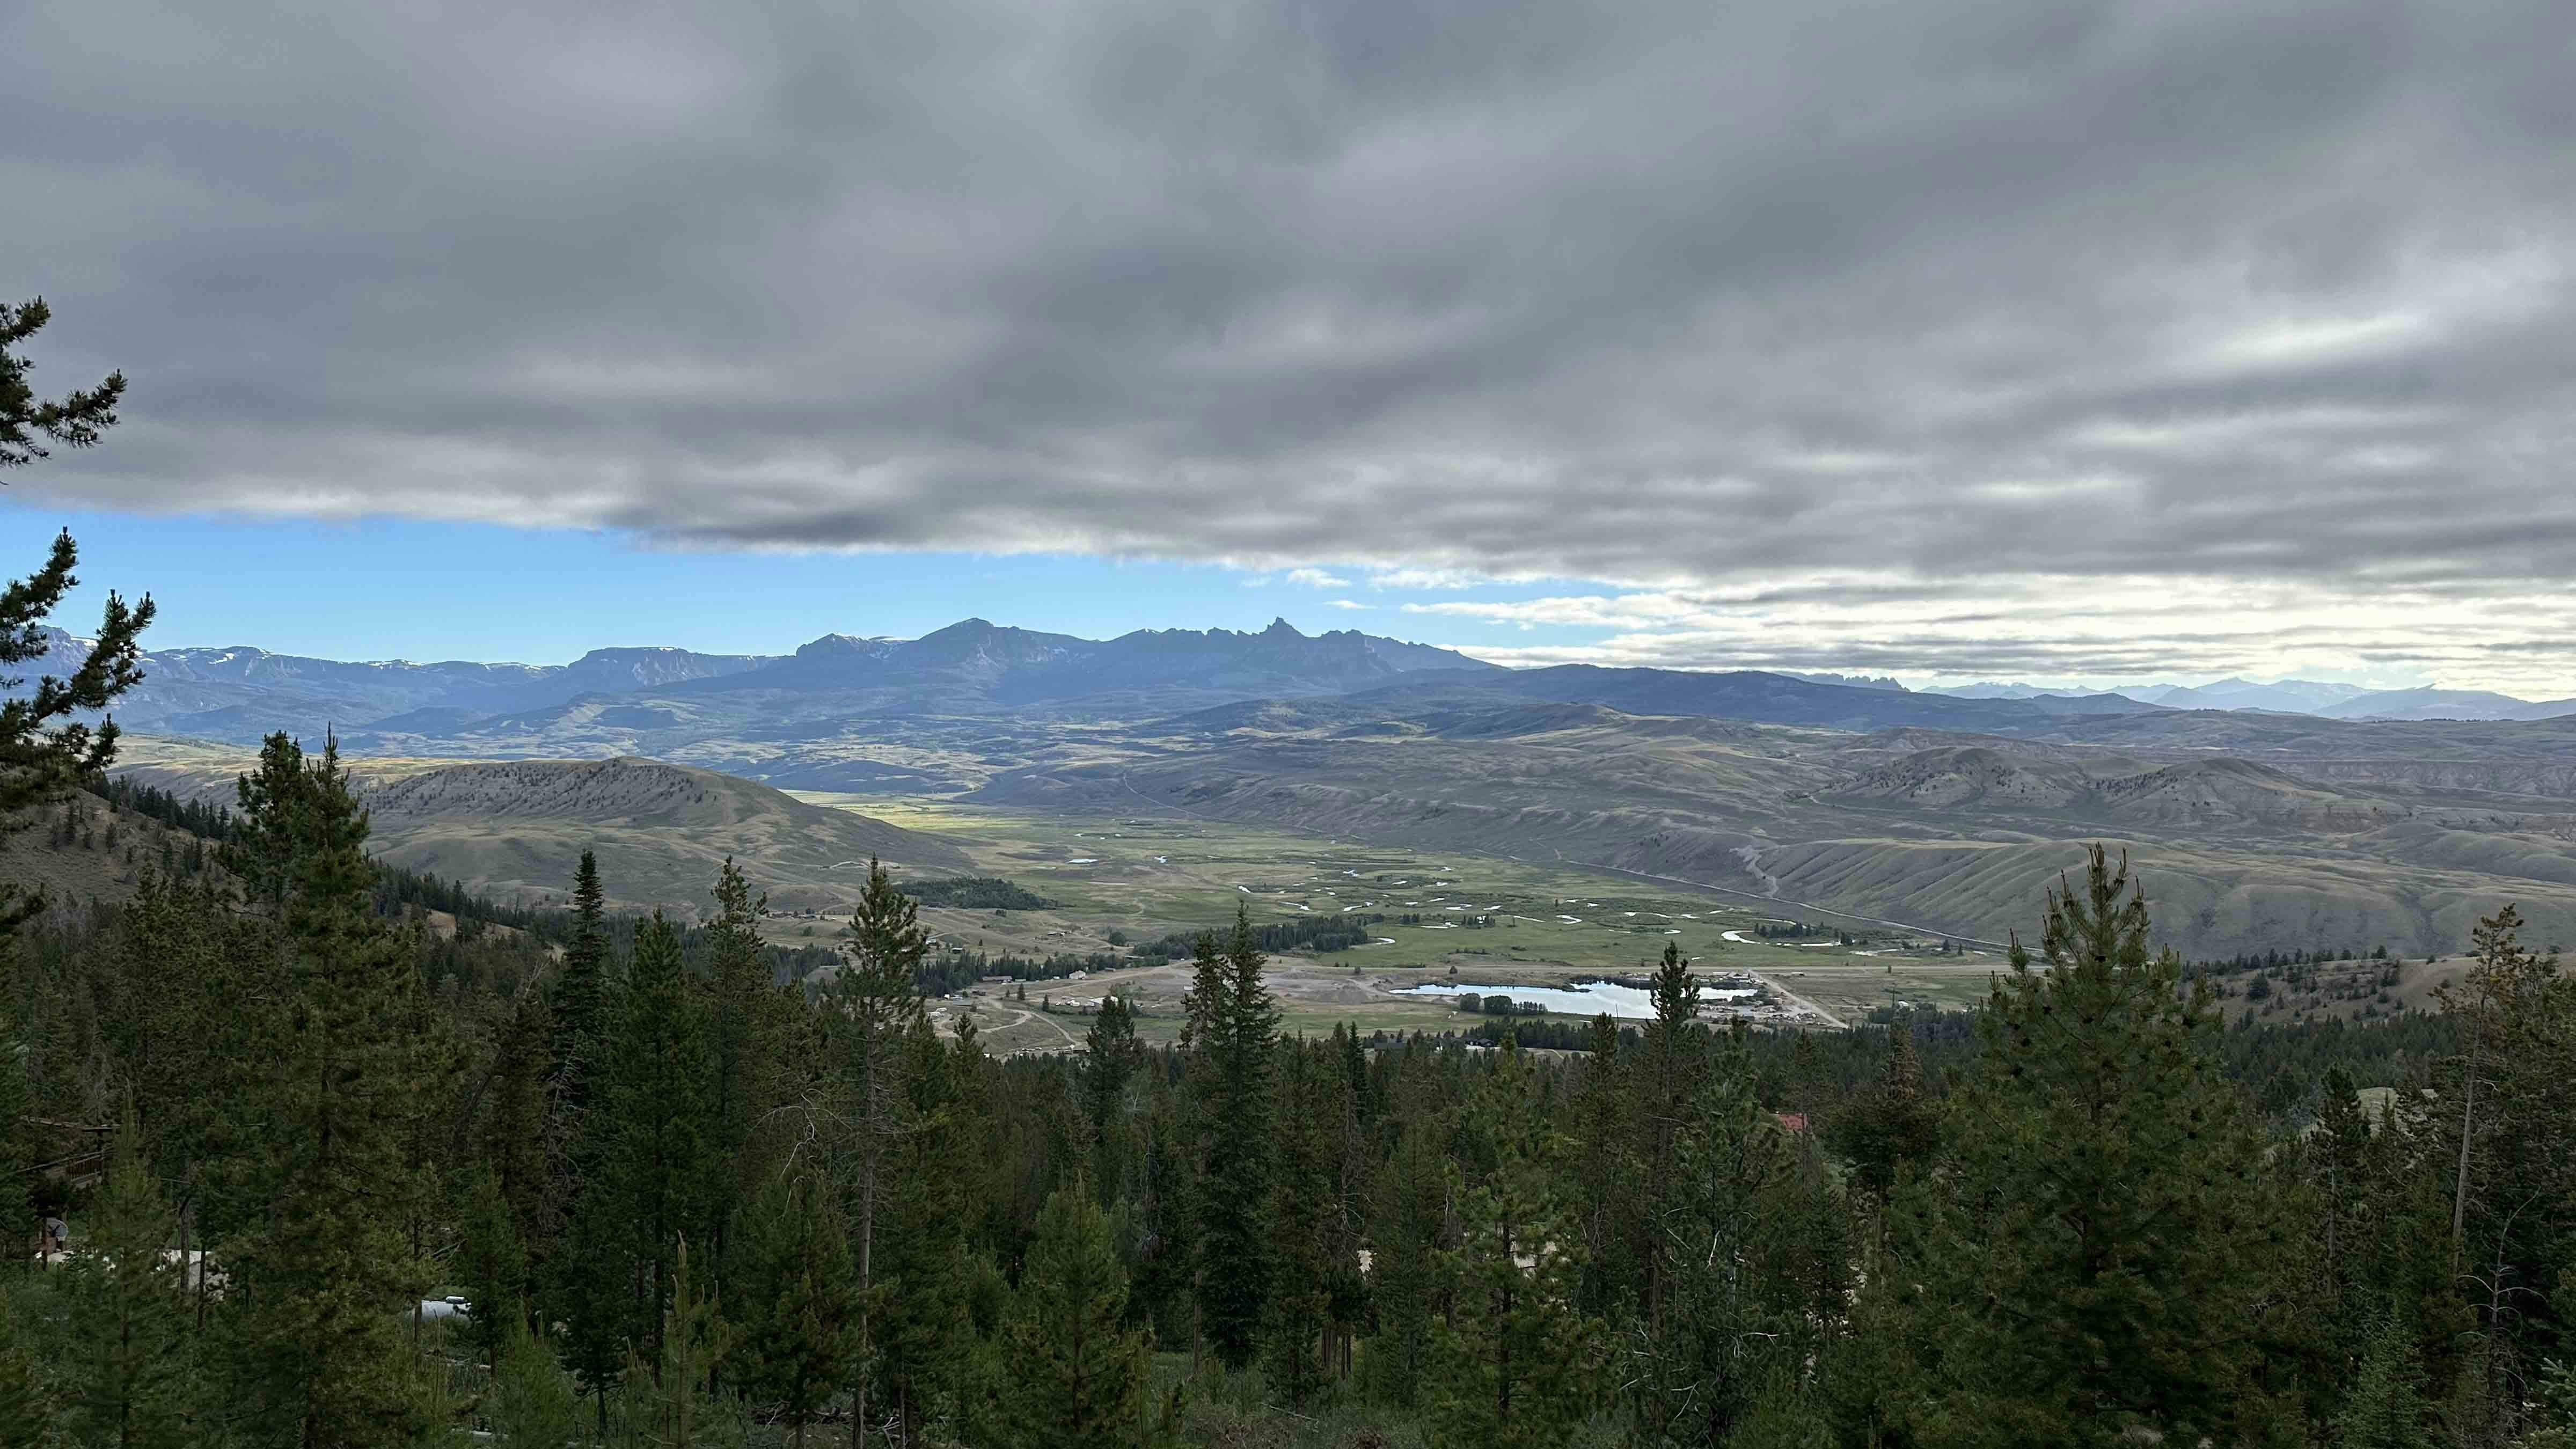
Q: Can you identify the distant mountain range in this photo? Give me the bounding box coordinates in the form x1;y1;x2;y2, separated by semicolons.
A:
24;614;2575;759
1777;670;1908;692
1925;676;2576;721
2131;678;2372;712
13;628;773;730
2304;687;2576;722
27;617;1502;741
1369;667;2165;736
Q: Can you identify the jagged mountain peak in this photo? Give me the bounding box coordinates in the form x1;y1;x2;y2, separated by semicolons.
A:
31;616;1503;742
728;616;1495;708
794;632;899;658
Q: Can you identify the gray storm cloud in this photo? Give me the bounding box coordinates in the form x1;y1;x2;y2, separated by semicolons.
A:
6;0;2573;680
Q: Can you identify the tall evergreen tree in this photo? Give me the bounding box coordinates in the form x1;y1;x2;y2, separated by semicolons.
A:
1130;1096;1199;1351
1627;1043;1797;1445
480;988;555;1250
734;1173;860;1449
1872;845;2296;1447
2440;905;2536;1260
1428;1035;1602;1447
1081;993;1141;1201
228;733;438;1447
2432;902;2576;1439
586;911;724;1372
551;1173;633;1436
1639;940;1703;1332
1006;1178;1150;1449
1321;1022;1374;1386
871;1018;977;1447
1834;1022;1938;1204
704;854;782;1269
1197;904;1280;1371
58;1105;193;1449
455;1166;529;1374
550;848;610;1106
825;858;931;1444
1359;1116;1449;1410
1569;1012;1640;1324
1179;933;1226;1053
1264;1039;1341;1410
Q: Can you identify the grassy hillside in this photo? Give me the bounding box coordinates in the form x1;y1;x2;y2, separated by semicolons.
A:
112;741;970;914
1752;836;2576;960
0;794;210;918
955;702;2576;960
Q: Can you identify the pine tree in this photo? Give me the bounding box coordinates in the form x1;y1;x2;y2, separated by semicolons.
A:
2433;901;2576;1436
2332;1302;2435;1449
2522;1358;2576;1449
229;733;438;1446
58;1104;193;1449
480;987;554;1250
595;912;725;1368
1638;940;1703;1333
872;1018;976;1445
456;1167;528;1374
1130;1097;1199;1351
825;858;931;1444
1834;1022;1937;1203
550;849;610;1107
228;730;315;912
486;1320;583;1446
1081;994;1141;1199
1006;1178;1150;1449
1876;845;2294;1447
1263;1040;1338;1410
2441;905;2534;1258
1359;1116;1448;1410
704;855;781;1270
1628;1043;1795;1445
1569;1012;1641;1324
733;1174;860;1449
1428;1035;1602;1447
1197;904;1280;1371
1648;939;1698;1033
1180;932;1226;1052
631;1237;733;1448
0;298;155;938
0;1285;51;1449
552;1177;634;1437
1320;1022;1374;1385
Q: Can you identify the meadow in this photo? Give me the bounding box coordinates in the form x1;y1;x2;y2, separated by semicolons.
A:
796;794;2009;1052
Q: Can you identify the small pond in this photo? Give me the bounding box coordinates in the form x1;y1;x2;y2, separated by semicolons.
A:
1395;981;1757;1020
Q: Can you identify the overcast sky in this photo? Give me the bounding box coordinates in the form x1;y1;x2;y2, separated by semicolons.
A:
7;0;2573;689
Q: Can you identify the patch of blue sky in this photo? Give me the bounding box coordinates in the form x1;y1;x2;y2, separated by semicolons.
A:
4;506;1612;665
